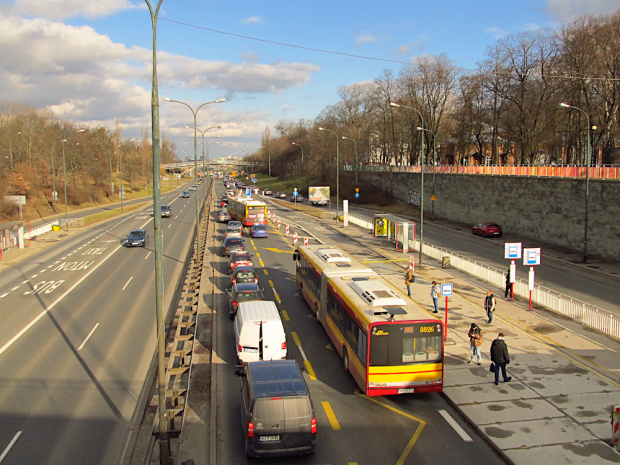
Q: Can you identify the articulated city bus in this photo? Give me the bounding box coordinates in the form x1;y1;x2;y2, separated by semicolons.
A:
227;197;267;227
294;245;444;396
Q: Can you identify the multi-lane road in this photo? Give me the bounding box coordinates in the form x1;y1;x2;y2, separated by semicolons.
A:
1;179;617;464
210;185;505;464
0;185;201;464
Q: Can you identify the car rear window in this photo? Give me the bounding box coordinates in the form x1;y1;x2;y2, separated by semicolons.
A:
254;398;311;421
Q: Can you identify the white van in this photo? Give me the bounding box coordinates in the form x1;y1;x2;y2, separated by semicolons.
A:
234;301;287;364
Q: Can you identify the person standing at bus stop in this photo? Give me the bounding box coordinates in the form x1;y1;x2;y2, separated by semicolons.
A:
490;332;512;385
404;267;415;297
468;323;483;365
484;290;496;323
430;281;441;313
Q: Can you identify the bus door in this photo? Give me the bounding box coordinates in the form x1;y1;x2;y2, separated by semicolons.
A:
318;273;328;325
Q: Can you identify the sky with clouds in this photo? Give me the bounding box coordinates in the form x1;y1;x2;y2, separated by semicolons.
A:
1;0;618;161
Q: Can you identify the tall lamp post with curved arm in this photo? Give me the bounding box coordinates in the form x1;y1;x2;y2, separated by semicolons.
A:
417;126;437;219
60;128;85;231
186;125;220;199
165;97;225;247
291;142;304;188
391;102;425;265
560;102;593;263
318;127;340;219
341;136;358;185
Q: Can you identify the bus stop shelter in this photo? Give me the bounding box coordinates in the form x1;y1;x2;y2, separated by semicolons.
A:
372;214;415;252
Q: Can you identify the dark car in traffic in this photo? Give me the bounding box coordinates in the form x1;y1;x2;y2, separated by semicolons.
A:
222;237;245;256
125;229;149;247
227;282;265;319
472;222;503;238
231;266;258;286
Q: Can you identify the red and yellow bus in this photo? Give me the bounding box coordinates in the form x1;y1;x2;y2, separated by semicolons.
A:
227;197;267;227
294;245;444;396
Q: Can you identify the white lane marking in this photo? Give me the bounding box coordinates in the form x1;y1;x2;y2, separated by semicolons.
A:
77;323;100;351
30;274;38;279
438;409;473;442
0;431;22;462
0;293;8;298
144;251;151;259
11;286;19;291
122;277;133;290
0;245;123;356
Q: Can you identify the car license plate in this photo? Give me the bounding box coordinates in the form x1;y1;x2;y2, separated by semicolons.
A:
243;348;258;353
258;435;280;442
398;388;415;394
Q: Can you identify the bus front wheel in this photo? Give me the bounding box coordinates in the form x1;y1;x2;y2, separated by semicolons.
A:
343;348;349;373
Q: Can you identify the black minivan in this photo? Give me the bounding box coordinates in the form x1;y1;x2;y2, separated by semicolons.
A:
235;360;317;457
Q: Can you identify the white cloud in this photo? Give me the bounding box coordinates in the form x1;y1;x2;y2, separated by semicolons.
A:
544;0;619;21
0;12;319;157
242;16;263;25
13;0;142;20
485;26;510;39
355;35;377;46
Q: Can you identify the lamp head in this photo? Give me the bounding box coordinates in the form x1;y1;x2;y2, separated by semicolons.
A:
390;102;400;107
560;102;570;108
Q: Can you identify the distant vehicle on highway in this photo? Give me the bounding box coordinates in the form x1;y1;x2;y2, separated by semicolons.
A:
225;223;243;238
189;185;197;191
274;192;287;199
290;194;304;202
182;191;190;198
161;205;172;218
263;188;273;195
125;229;149;247
472;222;503;238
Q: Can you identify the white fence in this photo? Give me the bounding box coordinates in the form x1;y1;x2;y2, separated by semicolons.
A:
343;215;620;340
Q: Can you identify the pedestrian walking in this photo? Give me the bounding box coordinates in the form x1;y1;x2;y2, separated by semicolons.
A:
490;332;512;385
404;267;415;297
505;269;511;299
484;290;496;323
467;323;483;365
430;281;441;313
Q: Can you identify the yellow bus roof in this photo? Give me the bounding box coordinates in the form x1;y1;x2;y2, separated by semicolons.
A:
297;244;375;278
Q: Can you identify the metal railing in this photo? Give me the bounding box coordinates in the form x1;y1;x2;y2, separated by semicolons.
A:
354;163;620;180
342;213;620;340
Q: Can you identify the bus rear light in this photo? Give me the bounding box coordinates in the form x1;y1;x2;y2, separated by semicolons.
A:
247;421;254;438
281;342;286;350
311;417;317;434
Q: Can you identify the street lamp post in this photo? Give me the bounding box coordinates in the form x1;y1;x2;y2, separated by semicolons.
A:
417;127;437;219
318;127;340;219
165;97;225;249
560;102;593;263
187;125;220;201
291;142;304;175
390;102;425;265
8;131;21;172
341;136;358;185
60;129;85;231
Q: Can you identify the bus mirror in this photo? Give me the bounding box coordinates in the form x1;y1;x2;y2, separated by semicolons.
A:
292;250;299;261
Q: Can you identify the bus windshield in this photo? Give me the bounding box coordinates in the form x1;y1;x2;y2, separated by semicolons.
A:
369;322;443;366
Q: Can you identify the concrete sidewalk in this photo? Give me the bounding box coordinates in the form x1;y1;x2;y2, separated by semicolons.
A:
345;224;620;464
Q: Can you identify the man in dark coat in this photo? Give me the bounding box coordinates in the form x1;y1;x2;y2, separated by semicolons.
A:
490;332;512;385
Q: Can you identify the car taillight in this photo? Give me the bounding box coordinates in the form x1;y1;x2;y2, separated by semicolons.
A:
232;278;236;284
247;421;254;438
281;342;286;350
311;417;317;434
254;278;258;283
238;344;242;353
232;301;238;308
